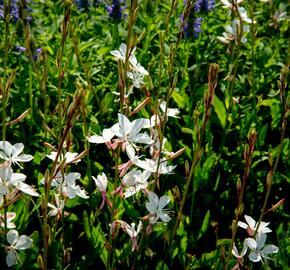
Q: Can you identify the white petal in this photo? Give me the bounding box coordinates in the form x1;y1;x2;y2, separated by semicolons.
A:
16;182;39;197
237;221;248;229
15;235;33;250
75;186;89;199
146;192;159;213
245;237;257;250
65;172;81;186
6;250;17;267
10;173;26;185
131;133;154;144
7;229;19;245
11;143;24;157
244;215;256;229
261;244;279;255
248;251;261;262
256;232;267;250
88;134;106;144
130;118;148;139
0;141;12;156
158;195;170;210
232;244;239;258
64;152;78;163
118;114;132;138
14;154;33;163
159;212;171;222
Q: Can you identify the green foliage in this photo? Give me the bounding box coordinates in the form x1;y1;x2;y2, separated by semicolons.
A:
0;0;289;269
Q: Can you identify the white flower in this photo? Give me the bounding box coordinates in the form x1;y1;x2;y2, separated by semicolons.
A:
145;192;171;224
93;173;107;192
50;171;89;199
122;169;151;198
116;220;143;251
217;19;250;44
111;114;153;157
110;43;136;64
0;141;33;167
88;128;115;144
0;212;16;229
129;54;149;75
0;163;39;197
237;215;272;236
48;194;65;218
245;232;279;263
232;242;247;269
93;173;112;209
132;157;176;174
127;71;145;88
46;151;80;164
5;229;33;267
159;101;180;118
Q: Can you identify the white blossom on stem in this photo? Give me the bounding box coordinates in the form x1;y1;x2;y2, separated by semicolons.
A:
0;162;39;197
245;232;279;263
0;141;33;167
145;192;171;224
93;173;112;209
5;229;33;267
49;171;89;199
237;215;272;236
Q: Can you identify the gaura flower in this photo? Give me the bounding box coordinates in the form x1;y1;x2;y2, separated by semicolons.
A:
145;192;171;224
50;171;89;199
113;220;143;251
47;194;65;219
5;229;33;267
122;169;151;198
0;141;33;167
46;151;80;164
93;173;112;209
232;242;247;269
237;215;272;236
111;114;153;157
245;232;279;263
0;163;39;197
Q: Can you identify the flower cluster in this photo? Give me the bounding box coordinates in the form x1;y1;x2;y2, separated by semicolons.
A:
0;0;31;22
217;0;254;44
110;43;149;98
16;45;42;62
0;141;36;266
182;0;215;39
232;215;279;269
106;0;126;21
88;44;183;250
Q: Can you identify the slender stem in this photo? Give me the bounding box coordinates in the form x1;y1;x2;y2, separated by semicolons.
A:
106;147;120;270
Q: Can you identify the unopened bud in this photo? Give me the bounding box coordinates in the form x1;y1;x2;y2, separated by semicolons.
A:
266;171;273;190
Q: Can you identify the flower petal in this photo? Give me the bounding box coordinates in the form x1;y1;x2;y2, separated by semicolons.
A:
248;251;261;262
158;195;170;210
15;235;33;250
6;250;17;267
11;143;24;158
261;244;279;255
244;215;256;229
7;229;19;246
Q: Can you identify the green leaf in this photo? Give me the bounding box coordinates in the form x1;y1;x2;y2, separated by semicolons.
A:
212;95;226;128
83;210;92;243
197;210;210;240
